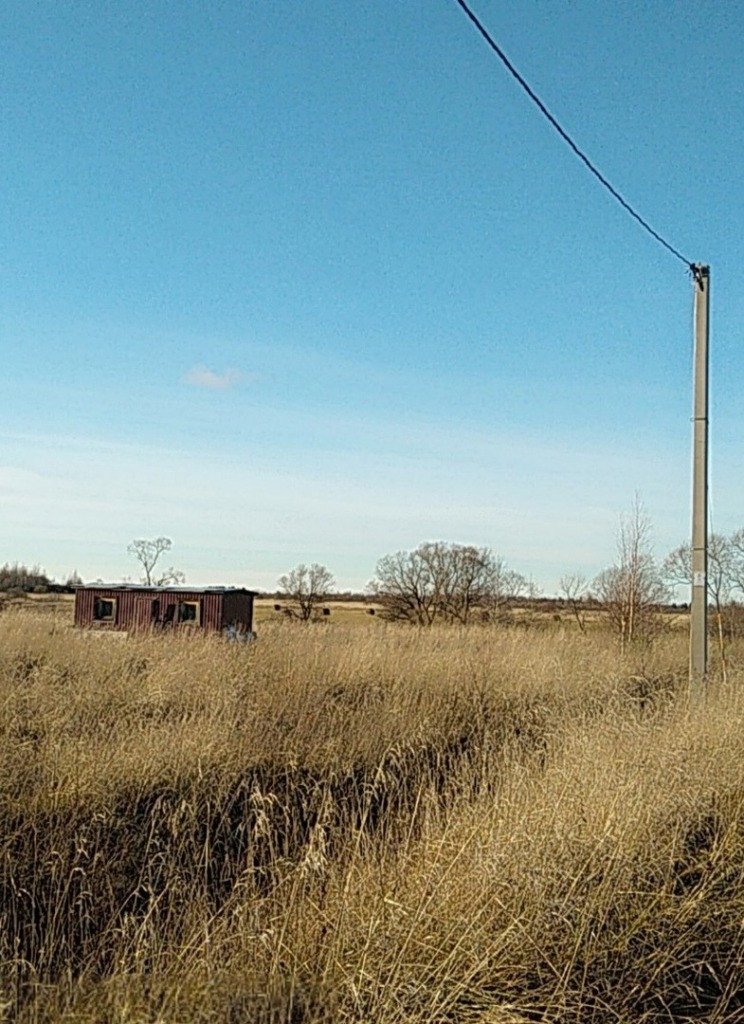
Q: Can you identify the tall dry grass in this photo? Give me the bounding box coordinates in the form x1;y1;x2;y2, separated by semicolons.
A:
1;609;743;1022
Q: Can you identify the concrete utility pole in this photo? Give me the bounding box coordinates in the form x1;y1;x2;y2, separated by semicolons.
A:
690;264;710;694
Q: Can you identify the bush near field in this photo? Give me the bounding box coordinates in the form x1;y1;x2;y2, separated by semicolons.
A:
1;609;743;1023
0;563;52;594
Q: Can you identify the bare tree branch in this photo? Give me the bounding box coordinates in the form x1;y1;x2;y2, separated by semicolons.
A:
559;573;587;632
277;564;335;621
127;537;185;587
593;499;668;648
368;542;530;625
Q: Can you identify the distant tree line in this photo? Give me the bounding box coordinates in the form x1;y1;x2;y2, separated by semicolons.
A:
0;563;53;594
0;564;81;597
276;543;534;625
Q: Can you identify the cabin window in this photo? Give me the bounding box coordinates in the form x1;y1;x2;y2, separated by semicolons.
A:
93;597;117;622
178;600;200;625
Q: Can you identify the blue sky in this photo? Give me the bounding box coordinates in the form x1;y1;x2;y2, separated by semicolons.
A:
2;1;743;593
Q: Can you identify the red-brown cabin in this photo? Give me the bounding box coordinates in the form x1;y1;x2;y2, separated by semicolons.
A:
74;585;256;636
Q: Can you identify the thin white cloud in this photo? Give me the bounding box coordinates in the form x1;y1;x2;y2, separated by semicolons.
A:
184;365;242;390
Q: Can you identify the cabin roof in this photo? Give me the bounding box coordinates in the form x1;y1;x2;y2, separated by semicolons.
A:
75;584;257;595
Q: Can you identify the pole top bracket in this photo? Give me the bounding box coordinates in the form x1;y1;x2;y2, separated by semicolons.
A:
691;263;710;289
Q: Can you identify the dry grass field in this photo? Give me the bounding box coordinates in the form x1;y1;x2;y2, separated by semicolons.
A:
1;603;744;1022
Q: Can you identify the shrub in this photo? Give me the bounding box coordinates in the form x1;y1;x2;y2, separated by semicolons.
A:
0;562;51;593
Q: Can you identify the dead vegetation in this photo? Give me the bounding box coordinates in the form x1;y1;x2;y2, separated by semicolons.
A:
1;609;743;1022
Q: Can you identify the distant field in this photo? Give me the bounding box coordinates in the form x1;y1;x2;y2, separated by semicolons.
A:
254;596;382;626
0;592;383;627
1;590;690;632
1;602;740;1022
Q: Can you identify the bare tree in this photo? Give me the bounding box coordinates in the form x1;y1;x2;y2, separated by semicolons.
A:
485;557;533;615
663;534;733;607
128;537;185;586
663;530;744;606
366;546;440;625
277;563;335;621
558;573;588;632
593;499;669;648
727;529;744;597
368;541;529;625
430;542;510;624
663;533;738;674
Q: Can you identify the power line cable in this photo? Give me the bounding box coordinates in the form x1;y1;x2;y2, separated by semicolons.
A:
451;0;696;275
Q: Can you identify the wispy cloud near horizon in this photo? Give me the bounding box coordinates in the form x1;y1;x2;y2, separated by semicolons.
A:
184;365;243;390
0;419;696;595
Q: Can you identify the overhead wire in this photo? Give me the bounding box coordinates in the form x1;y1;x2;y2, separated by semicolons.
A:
451;0;698;279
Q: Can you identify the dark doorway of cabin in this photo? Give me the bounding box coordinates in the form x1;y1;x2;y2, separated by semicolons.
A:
134;598;160;630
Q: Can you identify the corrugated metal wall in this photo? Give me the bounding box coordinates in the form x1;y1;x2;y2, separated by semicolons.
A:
74;588;224;632
221;591;255;633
